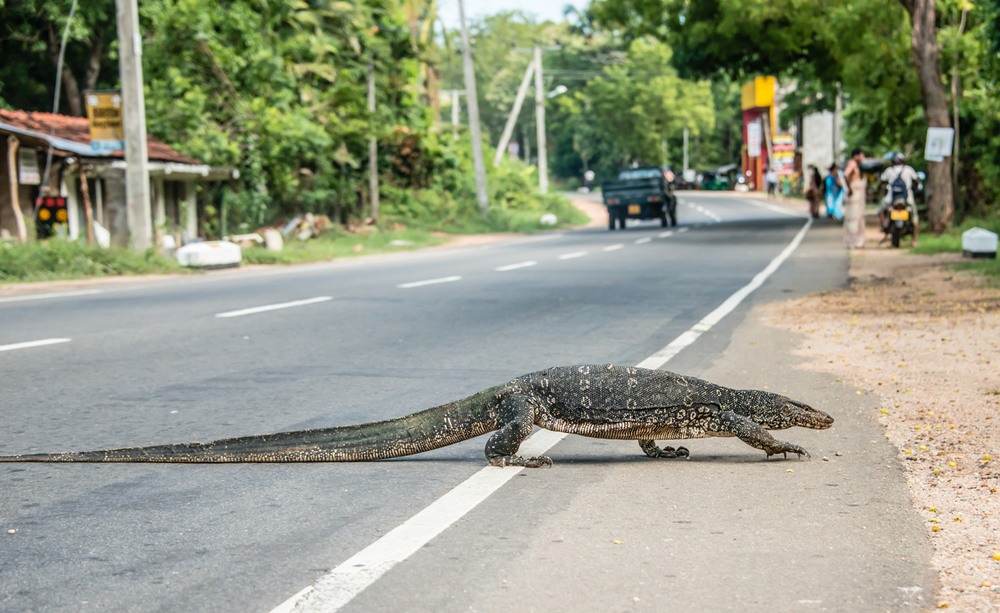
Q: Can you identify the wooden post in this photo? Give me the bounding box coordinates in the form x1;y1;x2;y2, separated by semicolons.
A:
6;135;28;243
78;164;95;246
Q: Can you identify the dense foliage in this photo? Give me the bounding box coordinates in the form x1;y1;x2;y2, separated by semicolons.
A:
3;0;995;233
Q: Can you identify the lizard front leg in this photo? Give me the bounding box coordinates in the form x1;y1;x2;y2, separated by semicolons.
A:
709;410;811;459
638;440;689;459
484;394;552;468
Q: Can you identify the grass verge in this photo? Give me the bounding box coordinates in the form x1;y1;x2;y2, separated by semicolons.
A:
1;213;585;283
910;216;1000;283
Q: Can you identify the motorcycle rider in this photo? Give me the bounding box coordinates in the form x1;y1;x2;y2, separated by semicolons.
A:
878;154;921;247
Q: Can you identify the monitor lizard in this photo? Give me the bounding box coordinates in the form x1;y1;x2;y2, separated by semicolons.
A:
0;364;833;467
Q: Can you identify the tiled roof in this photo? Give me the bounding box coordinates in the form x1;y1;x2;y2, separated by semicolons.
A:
0;109;202;165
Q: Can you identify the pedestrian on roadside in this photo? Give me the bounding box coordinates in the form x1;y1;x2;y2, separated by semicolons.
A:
824;163;845;220
842;147;867;249
765;168;779;198
805;165;823;219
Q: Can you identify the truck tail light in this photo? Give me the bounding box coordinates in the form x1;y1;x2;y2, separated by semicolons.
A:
647;195;660;202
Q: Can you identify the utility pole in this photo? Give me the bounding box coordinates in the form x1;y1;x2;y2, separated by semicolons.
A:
494;61;535;167
115;0;152;251
533;46;548;194
682;126;689;174
833;82;842;164
367;60;379;221
458;0;489;216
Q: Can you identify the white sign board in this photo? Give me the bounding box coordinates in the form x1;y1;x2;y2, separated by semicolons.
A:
747;121;762;158
925;127;955;162
18;148;40;185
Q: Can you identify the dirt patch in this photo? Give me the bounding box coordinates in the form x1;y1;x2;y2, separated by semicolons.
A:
762;223;1000;609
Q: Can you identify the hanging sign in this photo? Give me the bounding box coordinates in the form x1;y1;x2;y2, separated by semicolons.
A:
924;127;954;162
747;121;762;158
18;148;41;185
85;90;125;152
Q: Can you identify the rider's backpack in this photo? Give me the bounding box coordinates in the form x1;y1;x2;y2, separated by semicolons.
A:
890;170;908;202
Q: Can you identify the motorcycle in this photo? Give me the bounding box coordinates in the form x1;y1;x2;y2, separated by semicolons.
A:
883;199;915;248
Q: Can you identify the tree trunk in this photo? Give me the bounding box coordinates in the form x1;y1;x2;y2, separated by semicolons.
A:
900;0;953;233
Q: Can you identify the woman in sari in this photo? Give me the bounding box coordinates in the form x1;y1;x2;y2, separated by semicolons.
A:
824;163;845;220
842;148;867;249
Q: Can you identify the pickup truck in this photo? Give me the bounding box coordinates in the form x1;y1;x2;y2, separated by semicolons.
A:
601;167;678;230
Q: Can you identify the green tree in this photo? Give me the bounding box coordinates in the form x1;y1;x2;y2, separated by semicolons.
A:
0;0;118;115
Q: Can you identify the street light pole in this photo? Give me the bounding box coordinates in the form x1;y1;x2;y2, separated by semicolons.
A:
457;0;489;216
115;0;152;251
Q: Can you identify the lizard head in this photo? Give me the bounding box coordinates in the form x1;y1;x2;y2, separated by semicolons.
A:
748;393;834;430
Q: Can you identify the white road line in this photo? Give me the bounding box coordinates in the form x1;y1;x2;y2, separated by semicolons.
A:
658;231;674;238
215;296;332;318
0;289;102;305
397;276;462;289
495;261;537;272
557;251;587;260
678;227;690;233
274;430;563;613
0;338;72;353
602;244;625;252
637;218;812;370
272;218;814;613
685;202;723;222
742;199;808;218
634;237;651;245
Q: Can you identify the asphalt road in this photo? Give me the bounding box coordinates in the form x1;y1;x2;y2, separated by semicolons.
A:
0;192;936;612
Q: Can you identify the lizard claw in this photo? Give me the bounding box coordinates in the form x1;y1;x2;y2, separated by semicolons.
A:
524;455;553;468
656;446;689;459
764;442;810;460
490;454;552;468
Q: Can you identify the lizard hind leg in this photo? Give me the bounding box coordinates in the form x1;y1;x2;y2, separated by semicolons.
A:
639;439;690;459
484;395;552;468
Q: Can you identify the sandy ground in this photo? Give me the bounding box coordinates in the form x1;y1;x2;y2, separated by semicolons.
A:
762;219;1000;610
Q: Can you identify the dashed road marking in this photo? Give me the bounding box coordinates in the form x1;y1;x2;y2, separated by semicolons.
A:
557;251;587;260
634;237;651;245
495;261;537;272
215;296;333;318
602;244;625;252
0;289;102;305
0;338;72;353
658;231;674;238
397;276;462;289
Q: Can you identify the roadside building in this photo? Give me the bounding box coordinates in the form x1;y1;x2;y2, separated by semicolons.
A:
0;109;236;248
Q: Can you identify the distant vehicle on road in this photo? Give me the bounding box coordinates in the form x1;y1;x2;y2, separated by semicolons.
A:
601;167;678;230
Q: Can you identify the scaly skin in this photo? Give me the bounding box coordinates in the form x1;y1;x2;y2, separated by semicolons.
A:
0;365;833;467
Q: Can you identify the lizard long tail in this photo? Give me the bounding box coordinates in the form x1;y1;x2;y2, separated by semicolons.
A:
0;386;503;463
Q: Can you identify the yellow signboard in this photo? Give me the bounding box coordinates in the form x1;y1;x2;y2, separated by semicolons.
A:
84;90;124;152
740;76;776;111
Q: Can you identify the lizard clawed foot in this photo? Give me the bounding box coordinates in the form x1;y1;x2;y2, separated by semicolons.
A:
489;454;553;468
764;441;810;460
655;446;689;459
639;440;690;459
